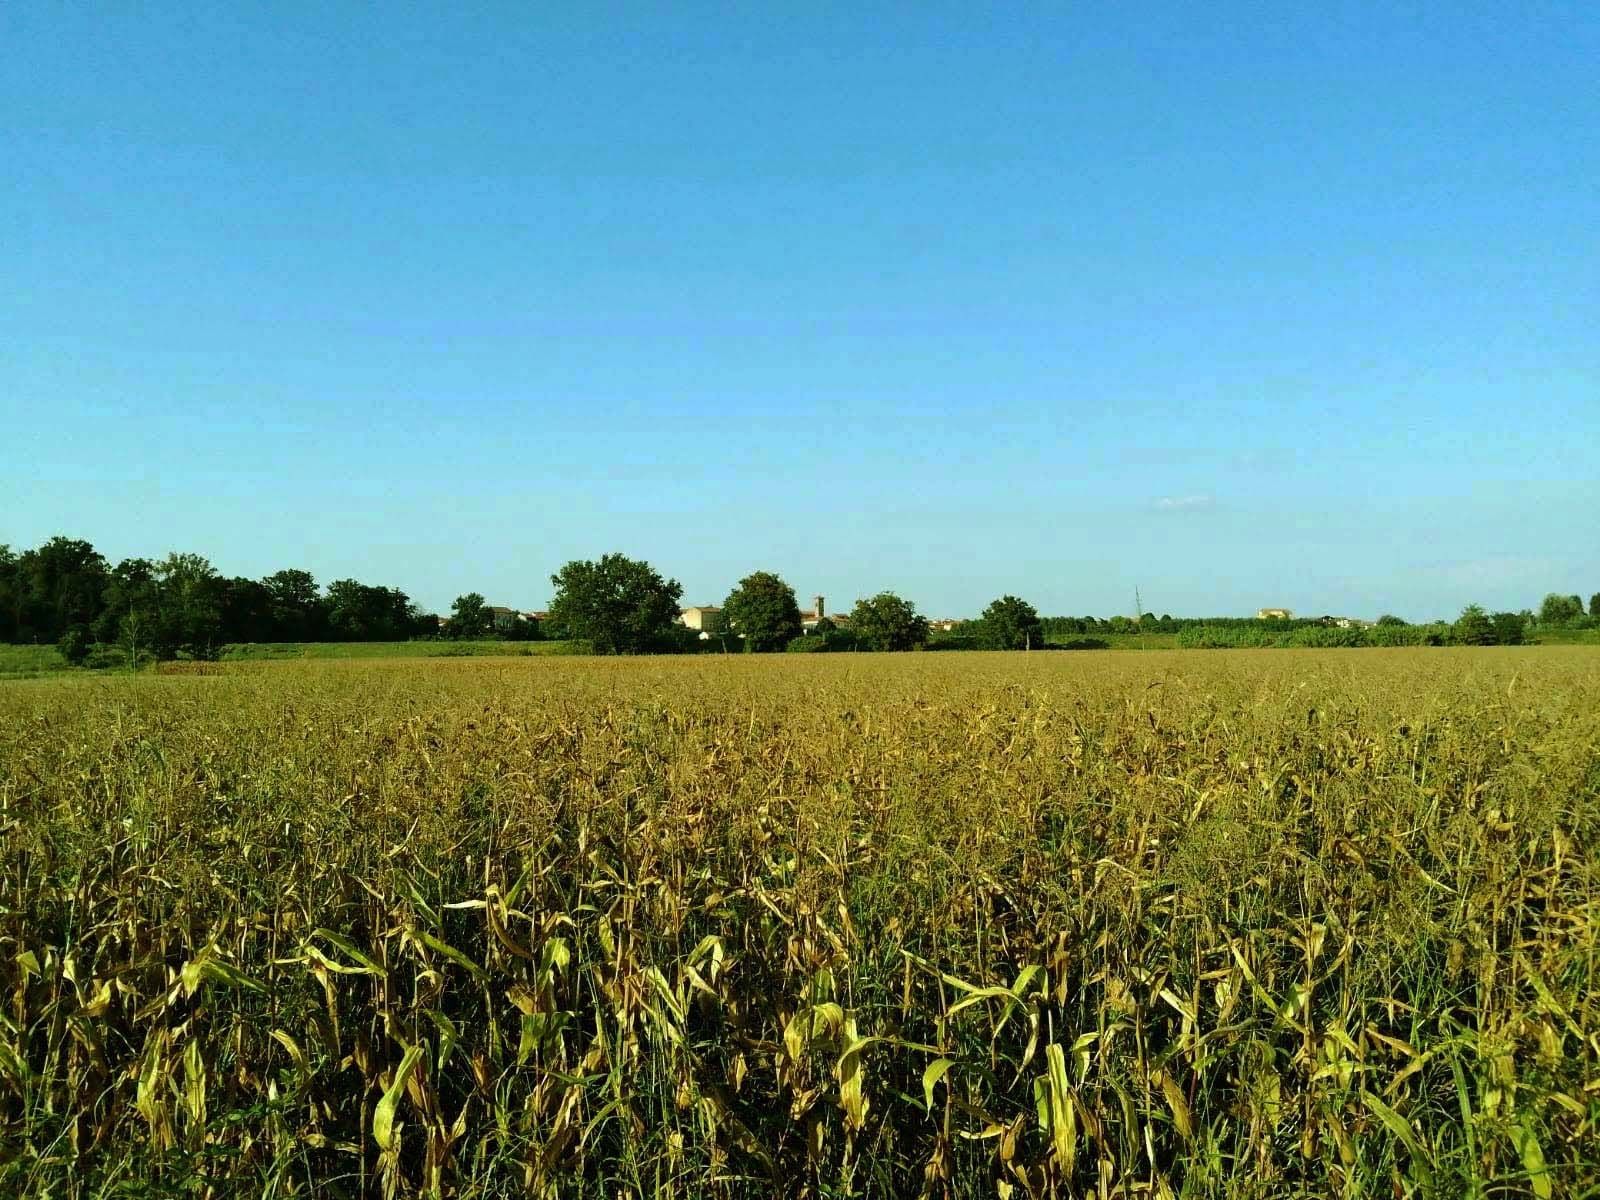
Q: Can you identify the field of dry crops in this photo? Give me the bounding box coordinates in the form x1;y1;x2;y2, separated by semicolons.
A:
2;648;1597;1198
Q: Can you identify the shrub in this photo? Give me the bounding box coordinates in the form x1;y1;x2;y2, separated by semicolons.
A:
82;645;155;670
923;635;981;651
1054;637;1110;650
56;625;92;666
787;631;858;653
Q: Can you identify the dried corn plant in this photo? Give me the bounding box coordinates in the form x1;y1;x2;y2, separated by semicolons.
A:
1;649;1596;1197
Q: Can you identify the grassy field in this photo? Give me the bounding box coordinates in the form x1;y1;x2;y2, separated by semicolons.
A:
0;644;67;679
2;649;1596;1198
1046;633;1181;650
1529;627;1600;646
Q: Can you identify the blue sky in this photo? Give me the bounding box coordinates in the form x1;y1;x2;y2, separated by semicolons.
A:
4;3;1596;621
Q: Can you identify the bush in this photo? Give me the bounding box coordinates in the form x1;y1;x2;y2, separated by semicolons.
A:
57;625;92;666
1367;622;1448;647
1054;637;1110;650
1175;625;1279;649
1490;612;1528;645
82;645;154;671
923;635;981;652
1292;626;1369;648
787;631;858;653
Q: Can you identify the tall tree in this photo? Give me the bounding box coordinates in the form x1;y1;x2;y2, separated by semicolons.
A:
448;593;490;639
0;545;17;643
154;552;223;656
264;569;324;641
722;571;802;651
1489;611;1527;645
94;558;159;646
977;595;1042;650
1539;593;1584;626
848;592;929;652
548;554;683;654
219;577;276;644
17;537;108;641
325;580;421;641
1453;604;1495;646
1590;592;1600;618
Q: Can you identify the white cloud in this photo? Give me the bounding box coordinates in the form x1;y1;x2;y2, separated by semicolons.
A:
1154;494;1215;512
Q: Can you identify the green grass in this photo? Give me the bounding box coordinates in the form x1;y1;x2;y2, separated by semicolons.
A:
1047;631;1181;649
0;644;66;679
1530;625;1600;645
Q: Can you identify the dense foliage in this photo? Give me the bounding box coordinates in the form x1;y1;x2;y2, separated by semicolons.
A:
1171;608;1533;650
0;537;436;657
2;535;1593;664
721;571;802;652
977;595;1043;650
546;553;684;655
847;592;929;652
1;650;1596;1197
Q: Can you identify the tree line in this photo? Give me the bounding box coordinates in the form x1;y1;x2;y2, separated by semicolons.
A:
531;557;941;654
4;535;1596;664
1;537;437;665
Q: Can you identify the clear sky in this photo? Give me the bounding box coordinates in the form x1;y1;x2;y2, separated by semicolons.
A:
4;4;1596;621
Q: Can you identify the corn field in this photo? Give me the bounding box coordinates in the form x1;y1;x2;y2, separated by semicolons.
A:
2;649;1597;1198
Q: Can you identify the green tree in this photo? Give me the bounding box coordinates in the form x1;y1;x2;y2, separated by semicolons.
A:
17;537;108;642
264;569;324;640
722;571;802;652
548;554;683;654
219;577;275;643
0;545;19;643
1539;593;1584;626
1591;593;1600;618
448;592;491;639
1376;614;1407;626
325;580;421;641
1489;611;1526;645
94;558;158;646
57;624;92;665
1452;604;1495;646
848;592;929;652
154;552;224;656
978;594;1042;650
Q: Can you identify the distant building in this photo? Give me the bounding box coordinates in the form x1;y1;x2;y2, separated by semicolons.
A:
680;606;723;633
797;596;853;631
485;606;522;633
440;605;531;633
928;618;959;633
1320;615;1375;630
704;594;851;639
1256;607;1293;620
799;595;827;631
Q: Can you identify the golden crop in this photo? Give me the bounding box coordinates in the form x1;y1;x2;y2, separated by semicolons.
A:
2;648;1596;1197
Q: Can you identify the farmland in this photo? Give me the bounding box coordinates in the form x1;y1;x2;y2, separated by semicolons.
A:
2;648;1597;1198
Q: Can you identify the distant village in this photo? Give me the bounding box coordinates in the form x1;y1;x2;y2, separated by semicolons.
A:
443;599;1369;637
1255;608;1375;629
